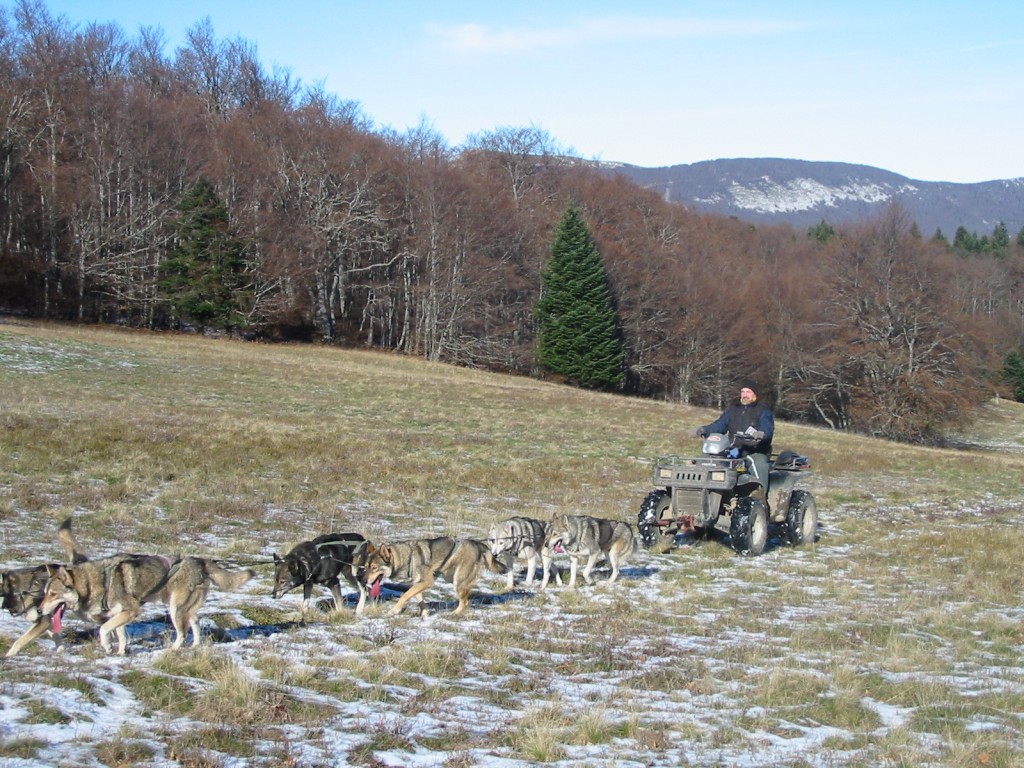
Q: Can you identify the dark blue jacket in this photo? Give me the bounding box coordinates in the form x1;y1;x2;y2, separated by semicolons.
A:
701;400;774;454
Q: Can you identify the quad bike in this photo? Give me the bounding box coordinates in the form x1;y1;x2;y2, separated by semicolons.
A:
637;432;817;556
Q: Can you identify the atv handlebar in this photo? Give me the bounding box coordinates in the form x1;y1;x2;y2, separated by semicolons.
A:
731;433;761;448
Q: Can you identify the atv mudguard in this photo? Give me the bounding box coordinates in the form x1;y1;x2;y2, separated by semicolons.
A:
767;467;806;521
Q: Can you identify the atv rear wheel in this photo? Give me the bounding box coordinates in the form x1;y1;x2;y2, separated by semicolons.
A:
729;496;768;556
637;490;674;549
785;489;818;546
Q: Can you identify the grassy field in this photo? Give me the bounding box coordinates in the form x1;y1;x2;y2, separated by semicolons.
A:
1;320;1023;767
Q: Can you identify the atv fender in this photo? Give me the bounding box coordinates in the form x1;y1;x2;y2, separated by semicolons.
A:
767;469;802;523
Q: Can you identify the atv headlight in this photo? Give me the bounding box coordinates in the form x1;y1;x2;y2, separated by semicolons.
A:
710;470;726;482
659;468;672;479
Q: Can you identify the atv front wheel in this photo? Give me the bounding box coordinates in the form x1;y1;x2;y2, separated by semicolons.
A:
785;489;818;546
729;496;768;556
637;490;674;549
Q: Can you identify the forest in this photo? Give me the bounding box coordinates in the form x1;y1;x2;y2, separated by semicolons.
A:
1;0;1023;442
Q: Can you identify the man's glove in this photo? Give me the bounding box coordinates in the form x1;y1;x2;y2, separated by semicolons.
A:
743;426;765;440
687;427;705;439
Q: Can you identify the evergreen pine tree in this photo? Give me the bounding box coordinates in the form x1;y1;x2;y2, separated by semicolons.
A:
159;179;250;331
535;204;625;389
953;225;977;254
991;221;1010;256
807;220;835;243
1004;350;1024;402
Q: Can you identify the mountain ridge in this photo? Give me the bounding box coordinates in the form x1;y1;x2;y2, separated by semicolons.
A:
607;157;1024;237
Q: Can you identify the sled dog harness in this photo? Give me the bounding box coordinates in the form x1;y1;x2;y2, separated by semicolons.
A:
432;540;460;578
100;554;179;612
310;538;367;575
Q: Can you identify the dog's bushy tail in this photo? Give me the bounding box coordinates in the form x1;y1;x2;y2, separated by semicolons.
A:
57;518;89;565
202;560;256;591
483;550;508;575
618;523;639;559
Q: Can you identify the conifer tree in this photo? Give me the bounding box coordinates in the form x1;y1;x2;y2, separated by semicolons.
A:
1004;350;1024;402
992;221;1010;256
807;220;835;243
535;204;625;389
159;179;250;331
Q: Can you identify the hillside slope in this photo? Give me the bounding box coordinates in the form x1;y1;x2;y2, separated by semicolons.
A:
1;321;1023;767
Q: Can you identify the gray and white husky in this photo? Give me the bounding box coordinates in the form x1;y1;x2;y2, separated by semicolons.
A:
2;518;87;658
541;514;637;589
39;553;253;655
362;537;506;617
488;516;560;589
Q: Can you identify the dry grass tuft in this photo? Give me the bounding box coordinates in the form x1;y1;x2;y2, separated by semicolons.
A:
2;321;1024;766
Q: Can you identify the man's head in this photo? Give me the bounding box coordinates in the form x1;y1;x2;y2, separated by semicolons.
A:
739;380;758;405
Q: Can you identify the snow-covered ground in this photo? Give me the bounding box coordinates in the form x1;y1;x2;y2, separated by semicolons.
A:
3;491;1024;767
2;326;1023;766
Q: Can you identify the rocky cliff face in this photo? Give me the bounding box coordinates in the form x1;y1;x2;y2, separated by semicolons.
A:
608;158;1024;236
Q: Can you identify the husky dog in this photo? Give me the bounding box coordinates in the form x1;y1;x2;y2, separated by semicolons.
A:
541;514;637;589
3;563;63;657
164;557;255;649
488;516;560;589
272;533;370;615
2;518;88;658
38;553;171;655
362;536;506;616
39;553;254;655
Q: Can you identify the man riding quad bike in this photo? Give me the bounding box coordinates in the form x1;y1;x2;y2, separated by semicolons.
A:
637;430;817;556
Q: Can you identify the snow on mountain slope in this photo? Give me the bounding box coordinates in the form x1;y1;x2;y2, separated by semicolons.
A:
611;158;1024;235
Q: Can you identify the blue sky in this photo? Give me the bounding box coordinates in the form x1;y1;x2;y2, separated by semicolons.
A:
19;0;1024;183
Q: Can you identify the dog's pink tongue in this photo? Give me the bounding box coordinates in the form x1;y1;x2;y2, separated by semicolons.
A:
369;577;383;599
52;603;65;634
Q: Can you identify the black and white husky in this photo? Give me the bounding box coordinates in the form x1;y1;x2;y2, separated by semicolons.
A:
272;533;370;614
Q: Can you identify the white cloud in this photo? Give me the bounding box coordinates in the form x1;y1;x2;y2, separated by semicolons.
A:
949;37;1024;54
427;16;812;54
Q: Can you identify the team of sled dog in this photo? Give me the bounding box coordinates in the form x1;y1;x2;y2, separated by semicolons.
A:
1;513;637;658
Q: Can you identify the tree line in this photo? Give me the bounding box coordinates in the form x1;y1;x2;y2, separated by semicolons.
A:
2;1;1023;442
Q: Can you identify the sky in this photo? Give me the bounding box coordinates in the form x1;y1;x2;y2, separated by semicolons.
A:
17;0;1024;183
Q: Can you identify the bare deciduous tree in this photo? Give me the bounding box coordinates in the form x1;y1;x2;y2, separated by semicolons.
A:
0;7;1015;440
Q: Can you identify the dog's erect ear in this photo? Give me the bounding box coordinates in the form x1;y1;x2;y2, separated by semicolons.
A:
273;553;281;563
379;544;393;563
